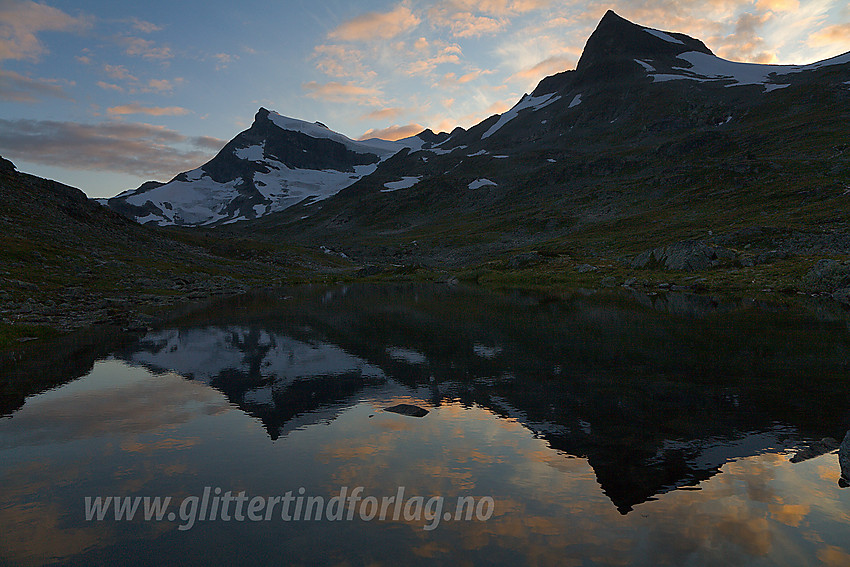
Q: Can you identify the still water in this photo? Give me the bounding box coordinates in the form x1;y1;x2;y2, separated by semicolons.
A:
1;284;849;566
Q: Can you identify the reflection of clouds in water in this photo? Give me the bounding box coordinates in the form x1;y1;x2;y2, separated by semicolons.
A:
819;546;850;567
0;361;230;564
2;350;849;565
0;499;109;566
302;400;850;565
0;361;230;449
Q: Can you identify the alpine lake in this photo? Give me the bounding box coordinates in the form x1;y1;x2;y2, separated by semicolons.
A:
2;283;849;566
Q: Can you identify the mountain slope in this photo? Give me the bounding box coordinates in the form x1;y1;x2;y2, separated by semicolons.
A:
232;11;849;270
102;11;850;284
0;155;350;337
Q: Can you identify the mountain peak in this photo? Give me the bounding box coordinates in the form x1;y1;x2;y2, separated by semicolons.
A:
576;11;713;75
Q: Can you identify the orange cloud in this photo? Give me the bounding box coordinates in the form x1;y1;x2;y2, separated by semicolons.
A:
485;99;512;114
312;44;376;79
145;78;180;93
358;123;425;140
428;0;557;37
755;0;799;11
711;11;776;63
360;107;408;121
509;55;575;82
439;12;507;37
129;18;163;33
302;81;383;105
212;52;238;70
103;64;136;81
107;103;190;116
328;4;420;41
122;36;172;60
809;23;850;50
96;80;123;92
433;0;554;18
408;44;463;75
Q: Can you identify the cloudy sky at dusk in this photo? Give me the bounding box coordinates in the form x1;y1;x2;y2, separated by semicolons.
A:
1;0;849;198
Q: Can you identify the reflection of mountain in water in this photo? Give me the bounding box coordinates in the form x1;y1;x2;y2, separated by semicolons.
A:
122;327;387;440
115;284;850;513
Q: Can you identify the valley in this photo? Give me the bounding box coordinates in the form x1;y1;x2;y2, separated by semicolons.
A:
3;11;850;346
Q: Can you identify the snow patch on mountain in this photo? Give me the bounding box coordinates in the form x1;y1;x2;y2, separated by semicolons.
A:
469;178;497;189
111;108;435;226
382;176;422;192
652;50;850;91
125;176;246;226
268;112;400;158
184;168;204;181
634;59;655;72
235;143;265;161
643;28;684;45
482;92;562;139
569;94;582;108
252;160;378;204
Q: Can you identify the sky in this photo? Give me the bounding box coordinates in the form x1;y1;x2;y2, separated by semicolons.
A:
1;0;849;198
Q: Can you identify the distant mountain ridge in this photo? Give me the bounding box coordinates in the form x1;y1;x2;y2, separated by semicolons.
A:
105;11;850;232
106;108;435;226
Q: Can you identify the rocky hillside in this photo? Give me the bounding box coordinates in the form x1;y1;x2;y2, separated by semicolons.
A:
0;156;349;340
225;11;849;293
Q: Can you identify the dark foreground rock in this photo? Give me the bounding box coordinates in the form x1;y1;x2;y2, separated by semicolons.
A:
789;437;839;463
840;430;850;482
805;259;850;293
384;403;429;418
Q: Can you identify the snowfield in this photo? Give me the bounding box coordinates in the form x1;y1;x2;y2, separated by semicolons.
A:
482;92;561;139
116;110;428;226
650;50;850;91
382;176;422;192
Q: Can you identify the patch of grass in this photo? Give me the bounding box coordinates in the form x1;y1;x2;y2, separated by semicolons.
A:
0;323;60;350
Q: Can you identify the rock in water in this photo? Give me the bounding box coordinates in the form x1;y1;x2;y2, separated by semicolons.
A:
840;430;850;482
384;404;429;418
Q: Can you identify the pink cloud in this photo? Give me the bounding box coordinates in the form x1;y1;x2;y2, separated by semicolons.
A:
122;36;173;60
358;123;425;140
509;55;575;82
0;0;91;62
329;4;420;41
0;69;70;102
302;81;384;105
809;23;850;50
360;107;408;121
107;103;190;117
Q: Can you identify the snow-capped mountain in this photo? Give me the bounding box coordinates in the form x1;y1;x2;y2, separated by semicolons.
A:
105;11;850;233
106;108;430;226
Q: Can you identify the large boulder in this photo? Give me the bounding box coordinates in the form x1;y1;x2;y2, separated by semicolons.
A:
840;430;850;482
805;259;850;292
631;241;737;272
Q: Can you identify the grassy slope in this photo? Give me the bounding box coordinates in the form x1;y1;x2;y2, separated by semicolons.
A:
0;161;354;346
225;77;849;299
